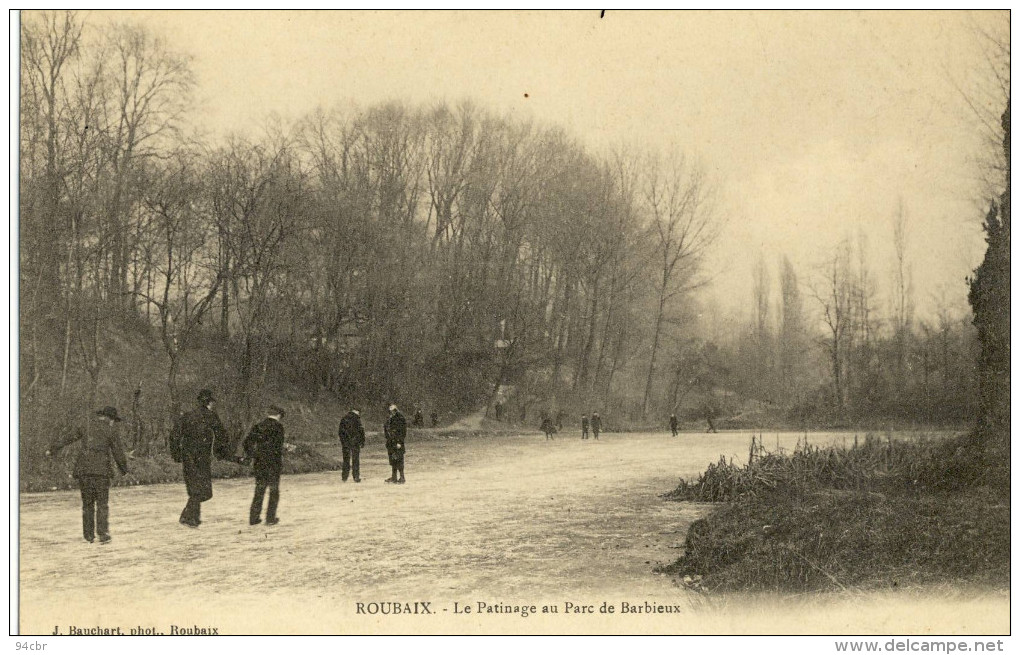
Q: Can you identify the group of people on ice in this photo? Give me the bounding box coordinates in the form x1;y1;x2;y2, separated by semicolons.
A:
48;389;410;544
537;410;717;440
49;390;722;545
539;412;602;440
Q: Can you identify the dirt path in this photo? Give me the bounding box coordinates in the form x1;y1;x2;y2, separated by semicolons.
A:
17;430;1008;635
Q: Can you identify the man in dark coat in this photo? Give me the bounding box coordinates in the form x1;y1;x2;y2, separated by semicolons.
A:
591;412;602;440
669;413;679;437
243;405;286;526
580;414;590;440
540;416;557;440
48;406;129;543
430;410;439;428
413;407;424;428
169;388;232;527
384;404;407;484
338;408;365;483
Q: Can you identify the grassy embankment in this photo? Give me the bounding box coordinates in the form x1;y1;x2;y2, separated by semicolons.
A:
660;430;1009;592
20;320;528;492
24;413;529;493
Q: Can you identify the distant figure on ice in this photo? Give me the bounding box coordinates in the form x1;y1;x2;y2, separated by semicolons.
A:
494;401;504;421
581;414;590;440
555;410;564;431
338;408;366;483
705;405;719;434
385;404;407;484
669;413;679;437
591;413;602;440
540;416;557;440
413;407;425;428
430;409;439;428
169;388;233;528
243;406;286;526
47;406;129;544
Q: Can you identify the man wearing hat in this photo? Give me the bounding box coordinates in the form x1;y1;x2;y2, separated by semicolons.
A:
47;406;129;543
169;388;231;527
243;405;286;526
384;404;407;484
337;407;365;483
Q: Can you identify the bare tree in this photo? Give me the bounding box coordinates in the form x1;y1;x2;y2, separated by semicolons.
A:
137;151;221;413
214;134;306;421
811;239;853;418
639;150;716;418
102;21;195;313
891;199;914;383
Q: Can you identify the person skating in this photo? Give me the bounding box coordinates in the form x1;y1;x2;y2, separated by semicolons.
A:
243;406;286;526
540;416;557;440
430;409;439;428
47;406;129;544
338;408;365;483
580;414;590;440
413;407;424;428
168;388;233;528
384;404;407;484
669;413;679;437
591;412;602;440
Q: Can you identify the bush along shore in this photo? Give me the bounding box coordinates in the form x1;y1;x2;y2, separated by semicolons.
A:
23;441;341;493
20;418;531;493
660;430;1010;592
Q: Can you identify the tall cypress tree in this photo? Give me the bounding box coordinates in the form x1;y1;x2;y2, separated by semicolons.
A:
968;100;1010;442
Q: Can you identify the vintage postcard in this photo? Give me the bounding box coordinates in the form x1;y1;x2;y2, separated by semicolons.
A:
13;9;1010;640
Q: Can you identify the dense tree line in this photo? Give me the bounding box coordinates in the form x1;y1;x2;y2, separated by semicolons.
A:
19;13;997;454
20;13;717;431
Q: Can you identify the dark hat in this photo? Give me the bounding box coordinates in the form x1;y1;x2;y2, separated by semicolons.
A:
96;406;123;422
197;389;215;403
268;405;285;418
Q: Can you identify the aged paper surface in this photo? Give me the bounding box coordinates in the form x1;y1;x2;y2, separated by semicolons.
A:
14;9;1010;639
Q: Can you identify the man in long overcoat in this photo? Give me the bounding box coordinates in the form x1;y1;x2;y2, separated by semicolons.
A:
581;414;590;440
243;405;286;525
669;413;679;437
48;406;129;543
591;413;602;440
169;388;232;527
338;408;365;483
384;404;407;484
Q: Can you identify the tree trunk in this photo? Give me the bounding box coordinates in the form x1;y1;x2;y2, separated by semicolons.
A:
573;279;599;392
641;291;666;419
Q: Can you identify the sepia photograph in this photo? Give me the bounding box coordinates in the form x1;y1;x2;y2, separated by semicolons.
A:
12;9;1011;640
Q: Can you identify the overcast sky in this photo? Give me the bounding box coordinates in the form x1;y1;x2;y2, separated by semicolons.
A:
83;10;1008;325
